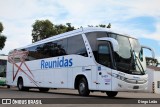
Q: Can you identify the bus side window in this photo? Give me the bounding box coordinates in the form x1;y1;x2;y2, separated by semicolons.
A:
98;43;111;67
67;35;88;57
57;39;67;56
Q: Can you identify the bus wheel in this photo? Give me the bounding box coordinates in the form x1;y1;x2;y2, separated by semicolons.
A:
7;85;10;88
78;78;90;96
106;91;118;97
17;78;24;91
39;88;49;92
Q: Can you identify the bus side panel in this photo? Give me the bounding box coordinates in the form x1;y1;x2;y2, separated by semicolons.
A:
91;66;98;90
7;55;95;89
43;69;54;88
67;68;73;88
54;68;68;88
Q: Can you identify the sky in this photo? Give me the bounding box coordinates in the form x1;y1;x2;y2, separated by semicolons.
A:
0;0;160;60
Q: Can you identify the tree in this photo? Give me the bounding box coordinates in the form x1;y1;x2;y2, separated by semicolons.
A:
146;57;159;67
0;22;3;33
31;20;111;42
31;20;75;43
66;23;75;32
32;20;56;43
107;23;111;28
89;23;111;28
0;22;7;50
54;23;75;35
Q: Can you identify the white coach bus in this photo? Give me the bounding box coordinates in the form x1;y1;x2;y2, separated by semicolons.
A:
7;27;148;97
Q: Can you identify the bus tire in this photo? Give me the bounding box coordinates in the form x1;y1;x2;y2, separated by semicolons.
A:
39;88;49;92
78;78;90;96
17;78;24;91
24;87;29;91
7;85;10;88
106;91;118;97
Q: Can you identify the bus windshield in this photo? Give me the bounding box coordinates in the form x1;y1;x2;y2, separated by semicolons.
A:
116;35;131;59
129;38;141;53
114;35;143;75
0;60;7;77
86;32;144;75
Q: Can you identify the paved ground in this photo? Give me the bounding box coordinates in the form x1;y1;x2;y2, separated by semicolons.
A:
0;86;160;107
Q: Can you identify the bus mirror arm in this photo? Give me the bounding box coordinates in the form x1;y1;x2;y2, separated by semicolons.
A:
97;37;119;52
141;45;155;59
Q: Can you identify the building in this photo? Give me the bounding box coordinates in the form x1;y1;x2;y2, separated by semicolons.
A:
146;66;160;94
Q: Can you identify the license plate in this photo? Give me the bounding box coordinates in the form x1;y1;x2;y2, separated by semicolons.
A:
133;86;139;89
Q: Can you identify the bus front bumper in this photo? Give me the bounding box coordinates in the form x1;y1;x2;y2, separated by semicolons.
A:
112;79;148;92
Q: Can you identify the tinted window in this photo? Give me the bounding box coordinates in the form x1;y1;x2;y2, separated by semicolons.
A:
98;44;111;67
0;60;7;77
86;32;110;61
108;33;117;39
26;38;68;61
12;35;87;62
67;35;88;57
27;45;43;60
0;60;7;65
35;40;67;58
86;32;108;52
56;39;67;56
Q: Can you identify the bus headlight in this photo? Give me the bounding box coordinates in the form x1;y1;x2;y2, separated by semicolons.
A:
111;73;147;84
124;79;137;84
112;73;127;81
124;79;147;84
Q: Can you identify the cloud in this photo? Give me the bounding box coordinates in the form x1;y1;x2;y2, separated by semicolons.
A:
128;0;160;18
0;0;159;55
55;0;160;24
0;0;62;54
143;23;160;41
0;0;37;20
1;19;32;54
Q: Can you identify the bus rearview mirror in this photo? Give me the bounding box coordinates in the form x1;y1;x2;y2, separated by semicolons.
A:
97;37;119;52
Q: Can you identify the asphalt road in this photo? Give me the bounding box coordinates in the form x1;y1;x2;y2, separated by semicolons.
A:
0;86;160;107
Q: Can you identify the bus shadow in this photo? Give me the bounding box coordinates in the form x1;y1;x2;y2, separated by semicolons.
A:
10;87;134;99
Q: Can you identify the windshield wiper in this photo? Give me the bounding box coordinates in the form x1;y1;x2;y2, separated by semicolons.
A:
132;50;145;75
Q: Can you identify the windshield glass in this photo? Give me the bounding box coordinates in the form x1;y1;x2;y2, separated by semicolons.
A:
85;31;144;75
0;60;7;77
116;35;131;58
129;38;141;53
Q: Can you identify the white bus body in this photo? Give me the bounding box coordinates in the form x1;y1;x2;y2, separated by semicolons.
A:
7;27;148;97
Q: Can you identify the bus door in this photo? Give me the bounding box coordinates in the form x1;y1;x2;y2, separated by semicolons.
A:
97;42;112;90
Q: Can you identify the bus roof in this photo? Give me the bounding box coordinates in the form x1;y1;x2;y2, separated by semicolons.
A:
11;27;137;51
